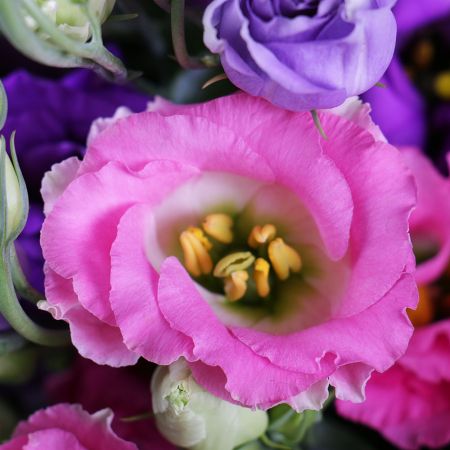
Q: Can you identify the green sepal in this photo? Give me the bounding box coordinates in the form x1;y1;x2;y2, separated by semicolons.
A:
267;404;321;447
0;81;7;131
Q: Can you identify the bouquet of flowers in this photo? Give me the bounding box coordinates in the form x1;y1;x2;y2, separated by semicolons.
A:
0;1;448;449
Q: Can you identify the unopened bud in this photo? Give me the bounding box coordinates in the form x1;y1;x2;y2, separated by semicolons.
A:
30;0;115;42
2;149;23;240
152;360;268;450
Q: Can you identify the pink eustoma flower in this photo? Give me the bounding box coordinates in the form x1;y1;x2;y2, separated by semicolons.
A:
337;149;450;449
40;94;417;411
0;404;138;450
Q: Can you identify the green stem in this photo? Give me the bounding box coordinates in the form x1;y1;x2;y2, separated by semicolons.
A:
260;434;291;450
268;409;297;431
170;0;203;69
0;253;70;347
9;245;43;303
311;110;328;140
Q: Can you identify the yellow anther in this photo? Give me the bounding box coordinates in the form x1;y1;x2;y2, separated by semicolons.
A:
213;252;255;278
224;271;249;302
407;285;434;328
202;213;234;244
435;71;450;100
248;224;277;248
268;238;302;281
187;227;212;250
179;228;213;277
254;258;270;298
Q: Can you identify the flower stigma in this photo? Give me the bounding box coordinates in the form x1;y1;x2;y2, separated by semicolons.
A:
166;382;190;415
179;214;302;303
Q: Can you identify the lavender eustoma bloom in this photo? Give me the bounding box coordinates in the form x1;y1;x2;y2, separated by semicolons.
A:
203;0;398;111
2;70;148;293
362;0;450;148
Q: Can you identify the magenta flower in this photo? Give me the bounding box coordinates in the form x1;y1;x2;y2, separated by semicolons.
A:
40;94;417;411
337;322;450;450
203;0;398;111
46;358;175;450
0;404;138;450
337;149;450;450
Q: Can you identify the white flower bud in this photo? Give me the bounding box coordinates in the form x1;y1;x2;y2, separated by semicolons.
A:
3;150;22;240
29;0;115;42
152;360;269;450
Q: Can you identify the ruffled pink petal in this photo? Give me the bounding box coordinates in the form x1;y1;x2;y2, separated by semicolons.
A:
110;203;194;364
14;404;138;450
319;112;417;316
231;274;417;376
288;379;330;412
157;257;333;409
42;160;195;325
24;429;87;450
82;112;275;184
87;106;133;146
245;113;354;261
41;157;81;216
329;363;373;403
44;268;138;367
400;320;450;383
337;365;450;450
401;148;450;285
328;96;386;142
0;436;28;450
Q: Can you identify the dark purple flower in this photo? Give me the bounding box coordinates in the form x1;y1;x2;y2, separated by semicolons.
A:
203;0;397;111
362;0;450;150
3;70;149;293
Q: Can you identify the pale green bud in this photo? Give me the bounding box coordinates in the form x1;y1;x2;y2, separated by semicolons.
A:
3;150;22;240
152;360;269;450
29;0;115;42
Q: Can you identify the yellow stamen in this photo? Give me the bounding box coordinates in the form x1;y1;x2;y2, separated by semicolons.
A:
248;224;277;248
407;285;434;327
254;258;270;298
202;213;234;244
224;271;248;302
268;238;302;281
187;226;212;250
179;228;213;277
213;252;255;278
435;71;450;100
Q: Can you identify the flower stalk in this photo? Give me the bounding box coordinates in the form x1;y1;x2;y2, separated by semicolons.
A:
170;0;204;69
0;82;69;347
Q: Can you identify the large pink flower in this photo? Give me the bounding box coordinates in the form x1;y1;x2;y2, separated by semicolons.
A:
337;149;450;449
40;94;417;411
0;404;137;450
